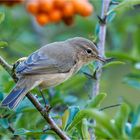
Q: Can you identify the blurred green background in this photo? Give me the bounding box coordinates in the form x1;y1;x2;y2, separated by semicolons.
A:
0;0;140;138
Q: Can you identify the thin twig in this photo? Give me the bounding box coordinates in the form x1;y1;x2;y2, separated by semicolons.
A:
91;0;111;97
0;56;12;75
8;123;23;140
0;56;70;140
26;94;70;140
100;104;121;111
89;1;111;139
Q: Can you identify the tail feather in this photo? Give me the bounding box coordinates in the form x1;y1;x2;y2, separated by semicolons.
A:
2;88;26;106
8;92;25;109
1;78;32;109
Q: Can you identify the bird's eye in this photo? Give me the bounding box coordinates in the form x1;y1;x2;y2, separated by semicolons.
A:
86;48;92;54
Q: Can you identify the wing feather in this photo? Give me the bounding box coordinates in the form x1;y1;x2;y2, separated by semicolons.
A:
16;47;75;75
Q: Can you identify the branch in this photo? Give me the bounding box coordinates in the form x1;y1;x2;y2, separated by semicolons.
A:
0;56;12;75
0;56;70;140
91;0;111;97
8;123;23;140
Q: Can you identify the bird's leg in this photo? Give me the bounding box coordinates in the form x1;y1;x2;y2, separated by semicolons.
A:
38;88;52;112
40;89;47;107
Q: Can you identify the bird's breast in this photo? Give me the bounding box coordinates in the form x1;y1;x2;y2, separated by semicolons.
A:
39;61;84;90
40;72;71;89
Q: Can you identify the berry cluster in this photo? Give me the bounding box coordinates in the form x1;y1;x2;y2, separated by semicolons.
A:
26;0;93;26
0;0;24;7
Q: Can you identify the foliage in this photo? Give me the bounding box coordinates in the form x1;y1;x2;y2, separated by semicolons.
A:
1;93;140;139
0;0;140;139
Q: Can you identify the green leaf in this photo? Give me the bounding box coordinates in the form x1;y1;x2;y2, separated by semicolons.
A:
14;128;30;135
0;107;15;119
123;74;140;90
68;109;119;138
94;125;113;139
87;92;107;108
62;106;80;130
107;0;140;15
14;128;56;136
114;103;130;137
62;109;69;130
95;24;100;36
132;105;140;127
0;92;4;101
135;63;140;70
0;119;9;129
107;12;116;22
102;61;125;69
0;41;8;48
81;119;90;140
106;51;140;62
131;126;140;139
0;13;5;24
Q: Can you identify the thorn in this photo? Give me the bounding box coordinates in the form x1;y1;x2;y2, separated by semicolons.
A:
92;66;100;80
97;15;107;25
93;70;97;80
43;127;51;132
83;72;96;80
94;41;98;47
104;57;116;64
35;94;38;99
45;105;52;113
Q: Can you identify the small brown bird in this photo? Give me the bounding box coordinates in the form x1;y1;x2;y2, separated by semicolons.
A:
1;37;105;109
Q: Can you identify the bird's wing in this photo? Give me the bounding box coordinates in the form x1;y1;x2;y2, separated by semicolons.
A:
16;49;76;75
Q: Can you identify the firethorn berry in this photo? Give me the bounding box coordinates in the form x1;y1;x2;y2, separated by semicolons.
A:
81;3;93;17
63;16;74;26
39;0;53;13
26;0;39;15
36;13;49;26
0;0;24;7
63;2;75;17
53;0;66;9
49;9;62;22
26;0;93;26
73;0;93;16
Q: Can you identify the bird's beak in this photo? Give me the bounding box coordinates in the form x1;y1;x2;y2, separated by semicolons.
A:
96;55;106;62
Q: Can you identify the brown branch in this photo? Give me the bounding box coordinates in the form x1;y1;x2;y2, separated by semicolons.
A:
0;56;12;75
0;56;70;140
8;123;23;140
91;0;111;97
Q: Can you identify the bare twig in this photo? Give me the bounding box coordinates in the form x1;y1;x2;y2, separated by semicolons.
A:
26;94;70;140
0;56;70;140
100;103;121;111
91;0;111;97
8;124;23;140
0;56;12;75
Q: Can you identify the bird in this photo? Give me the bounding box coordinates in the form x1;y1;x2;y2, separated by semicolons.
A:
1;37;105;109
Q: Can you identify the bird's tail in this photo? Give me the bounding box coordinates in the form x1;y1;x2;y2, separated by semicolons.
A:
1;77;35;109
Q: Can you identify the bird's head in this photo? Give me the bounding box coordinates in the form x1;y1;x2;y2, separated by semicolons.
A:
67;37;105;63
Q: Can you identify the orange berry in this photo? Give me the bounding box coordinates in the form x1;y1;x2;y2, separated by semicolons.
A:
73;0;93;16
81;3;93;17
63;16;74;26
1;0;24;6
49;9;62;22
54;0;66;9
36;13;49;26
26;0;39;15
39;0;53;13
63;2;75;17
